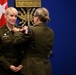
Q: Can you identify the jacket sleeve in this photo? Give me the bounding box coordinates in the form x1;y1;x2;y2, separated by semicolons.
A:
0;28;11;70
13;27;33;44
0;42;11;70
0;55;11;70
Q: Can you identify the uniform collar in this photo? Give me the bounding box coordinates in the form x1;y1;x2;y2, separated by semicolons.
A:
34;22;46;27
6;24;13;31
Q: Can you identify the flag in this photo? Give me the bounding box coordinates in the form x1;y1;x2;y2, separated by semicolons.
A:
0;0;8;27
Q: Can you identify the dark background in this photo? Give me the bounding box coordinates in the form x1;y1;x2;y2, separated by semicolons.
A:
8;0;76;75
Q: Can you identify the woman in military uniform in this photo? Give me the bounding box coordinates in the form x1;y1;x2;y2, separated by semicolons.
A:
14;7;54;75
0;7;23;75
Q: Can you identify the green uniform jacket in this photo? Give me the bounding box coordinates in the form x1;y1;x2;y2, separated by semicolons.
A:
0;25;23;75
14;23;54;75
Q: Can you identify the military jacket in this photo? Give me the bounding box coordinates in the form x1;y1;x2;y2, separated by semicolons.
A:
14;23;54;75
20;23;54;57
0;25;23;74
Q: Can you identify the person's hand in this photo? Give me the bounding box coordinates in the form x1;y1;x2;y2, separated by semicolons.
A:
21;26;28;34
16;65;23;71
22;26;28;30
10;65;18;72
10;65;23;72
12;27;20;32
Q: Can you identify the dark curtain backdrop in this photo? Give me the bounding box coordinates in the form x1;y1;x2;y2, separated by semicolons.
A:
8;0;76;75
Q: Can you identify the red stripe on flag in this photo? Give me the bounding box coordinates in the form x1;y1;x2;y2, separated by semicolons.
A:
0;0;8;27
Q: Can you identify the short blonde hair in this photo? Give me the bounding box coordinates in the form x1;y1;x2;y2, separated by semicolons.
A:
34;7;50;23
5;7;18;16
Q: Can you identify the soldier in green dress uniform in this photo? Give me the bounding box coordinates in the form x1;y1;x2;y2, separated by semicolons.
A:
0;7;23;75
14;7;54;75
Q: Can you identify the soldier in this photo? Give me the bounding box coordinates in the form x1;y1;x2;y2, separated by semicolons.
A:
0;7;23;75
14;7;54;75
